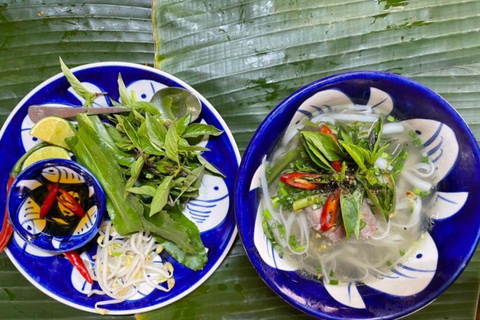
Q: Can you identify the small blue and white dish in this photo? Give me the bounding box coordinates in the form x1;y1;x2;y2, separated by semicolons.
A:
235;71;480;320
0;62;240;314
8;159;105;253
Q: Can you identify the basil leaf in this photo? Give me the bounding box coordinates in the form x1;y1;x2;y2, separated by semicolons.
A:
352;187;364;239
197;155;225;177
391;147;408;180
339;141;369;170
372;116;384;153
125;156;145;191
118;73;134;106
301;131;343;161
165;124;179;163
340;191;358;240
125;185;157;197
150;176;174;216
304;140;333;171
120;117;143;150
175;113;191;136
174;166;205;201
145;113;167;147
178;138;210;152
60;58;97;107
182;123;223;138
131;101;160;115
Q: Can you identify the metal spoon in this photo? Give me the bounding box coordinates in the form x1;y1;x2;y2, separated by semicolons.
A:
28;87;202;123
150;87;202;122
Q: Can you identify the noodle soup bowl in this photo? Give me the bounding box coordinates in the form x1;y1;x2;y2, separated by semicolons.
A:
235;71;480;320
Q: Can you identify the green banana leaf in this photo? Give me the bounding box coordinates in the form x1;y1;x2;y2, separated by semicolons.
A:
0;1;478;320
147;0;480;319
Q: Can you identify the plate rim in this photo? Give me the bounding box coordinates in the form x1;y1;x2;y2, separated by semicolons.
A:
2;61;241;315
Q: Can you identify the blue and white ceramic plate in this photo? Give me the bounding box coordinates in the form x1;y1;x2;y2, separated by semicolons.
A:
8;159;105;253
235;72;480;320
0;62;240;314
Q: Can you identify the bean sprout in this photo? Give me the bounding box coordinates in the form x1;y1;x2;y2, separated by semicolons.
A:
90;221;174;314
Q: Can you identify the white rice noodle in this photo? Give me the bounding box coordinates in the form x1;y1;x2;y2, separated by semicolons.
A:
346;104;373;114
410;162;436;179
310;113;336;125
259;158;288;247
281;123;304;146
382;122;405;135
391;195;422;228
400;170;433;192
371;219;391;241
330;113;380;122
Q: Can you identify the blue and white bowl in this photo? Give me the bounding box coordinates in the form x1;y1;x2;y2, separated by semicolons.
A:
0;62;240;314
8;159;105;253
235;71;480;320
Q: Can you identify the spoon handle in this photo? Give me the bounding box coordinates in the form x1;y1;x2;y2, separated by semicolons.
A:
28;105;130;123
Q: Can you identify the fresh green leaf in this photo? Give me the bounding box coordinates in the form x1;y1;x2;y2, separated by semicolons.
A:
142;204;205;257
125;156;145;191
70;114;144;235
145;113;167;147
340;190;359;239
150;176;174;216
118;73;134;106
165;123;179;163
125;185;157;198
301;131;343;161
391;147;409;180
131;101;161;115
59;57;97;107
175;113;191;136
154;236;207;271
304;140;333;171
182;123;223;138
174;166;205;201
339;141;369;170
120;117;143;150
197;155;225;177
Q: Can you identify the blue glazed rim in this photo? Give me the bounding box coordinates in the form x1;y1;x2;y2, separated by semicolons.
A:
8;158;106;253
235;71;480;320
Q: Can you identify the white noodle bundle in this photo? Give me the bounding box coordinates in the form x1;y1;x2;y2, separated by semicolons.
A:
90;221;174;314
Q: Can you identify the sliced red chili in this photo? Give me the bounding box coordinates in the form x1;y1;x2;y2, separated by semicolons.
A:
64;250;93;284
40;183;59;219
320;126;343;172
320;125;338;142
0;176;15;252
331;161;342;173
320;189;341;231
280;172;320;190
57;188;86;218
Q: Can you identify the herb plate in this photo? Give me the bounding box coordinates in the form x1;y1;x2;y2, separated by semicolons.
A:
0;62;240;314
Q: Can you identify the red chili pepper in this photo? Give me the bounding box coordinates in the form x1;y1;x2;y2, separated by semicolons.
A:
280;172;320;190
57;188;85;218
39;183;60;219
320;125;338;142
320;189;341;231
320;126;343;172
0;176;15;252
64;251;93;284
331;161;342;172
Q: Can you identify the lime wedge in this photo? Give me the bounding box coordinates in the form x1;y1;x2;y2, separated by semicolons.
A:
21;146;71;170
29;116;75;149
